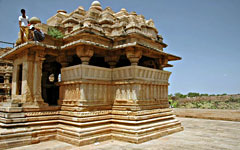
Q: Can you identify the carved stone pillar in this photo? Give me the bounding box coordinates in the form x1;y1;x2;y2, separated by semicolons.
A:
76;46;94;65
21;51;35;104
105;52;120;68
4;73;11;100
32;51;47;106
126;47;142;66
4;73;11;84
11;61;18;103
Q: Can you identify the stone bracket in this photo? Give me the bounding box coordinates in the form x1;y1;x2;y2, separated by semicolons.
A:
159;56;168;69
105;52;120;68
126;47;142;66
76;46;94;65
57;51;69;67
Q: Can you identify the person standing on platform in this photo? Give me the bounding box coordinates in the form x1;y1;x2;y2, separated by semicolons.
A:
16;9;29;45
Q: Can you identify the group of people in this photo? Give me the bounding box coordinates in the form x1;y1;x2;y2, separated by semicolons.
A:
17;9;44;45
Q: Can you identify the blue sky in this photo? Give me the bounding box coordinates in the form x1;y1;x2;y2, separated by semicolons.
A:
0;0;240;94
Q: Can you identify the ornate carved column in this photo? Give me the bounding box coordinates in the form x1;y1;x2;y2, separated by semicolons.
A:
4;73;11;100
32;50;47;106
126;47;142;66
76;45;94;65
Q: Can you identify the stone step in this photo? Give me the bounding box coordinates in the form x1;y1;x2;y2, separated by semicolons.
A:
112;121;182;138
2;103;19;107
111;111;173;121
0;119;58;128
0;132;31;142
0;138;32;149
0;107;22;113
111;115;175;125
112;119;180;131
0;112;25;119
111;108;173;116
0;116;26;124
56;132;112;146
112;126;183;144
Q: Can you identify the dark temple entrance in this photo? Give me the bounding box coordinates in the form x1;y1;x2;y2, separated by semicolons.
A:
41;55;61;105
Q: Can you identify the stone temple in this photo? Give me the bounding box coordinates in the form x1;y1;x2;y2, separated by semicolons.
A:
0;1;182;149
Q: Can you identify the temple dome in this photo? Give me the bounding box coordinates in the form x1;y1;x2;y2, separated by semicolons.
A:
91;1;101;6
29;17;41;24
57;10;67;14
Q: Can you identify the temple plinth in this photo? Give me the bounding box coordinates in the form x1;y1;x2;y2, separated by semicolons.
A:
0;1;182;149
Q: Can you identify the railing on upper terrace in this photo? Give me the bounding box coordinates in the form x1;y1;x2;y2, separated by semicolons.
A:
61;64;171;83
0;41;14;48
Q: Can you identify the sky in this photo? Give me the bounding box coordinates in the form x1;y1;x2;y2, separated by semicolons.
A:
0;0;240;95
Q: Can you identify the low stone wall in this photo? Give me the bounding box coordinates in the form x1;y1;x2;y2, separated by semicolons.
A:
173;108;240;121
177;94;240;104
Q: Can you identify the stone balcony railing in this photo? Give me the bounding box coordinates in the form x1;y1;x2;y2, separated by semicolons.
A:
112;66;171;83
61;64;112;82
61;65;171;84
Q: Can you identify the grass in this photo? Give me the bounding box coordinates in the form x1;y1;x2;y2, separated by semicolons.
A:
47;27;64;39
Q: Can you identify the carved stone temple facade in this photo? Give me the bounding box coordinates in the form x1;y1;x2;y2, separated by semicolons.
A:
0;1;182;149
0;48;12;102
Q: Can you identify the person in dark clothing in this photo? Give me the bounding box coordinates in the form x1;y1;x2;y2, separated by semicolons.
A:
29;25;45;42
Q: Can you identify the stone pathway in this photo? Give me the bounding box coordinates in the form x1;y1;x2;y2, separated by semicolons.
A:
8;117;240;150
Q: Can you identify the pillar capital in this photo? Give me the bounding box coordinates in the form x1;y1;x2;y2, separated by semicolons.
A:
105;52;120;68
4;73;11;84
76;45;94;65
57;52;69;67
35;50;46;62
126;47;142;66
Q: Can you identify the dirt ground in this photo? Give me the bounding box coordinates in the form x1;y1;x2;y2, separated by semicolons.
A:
9;117;240;150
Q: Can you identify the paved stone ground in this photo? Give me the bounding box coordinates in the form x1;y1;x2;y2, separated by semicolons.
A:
8;117;240;150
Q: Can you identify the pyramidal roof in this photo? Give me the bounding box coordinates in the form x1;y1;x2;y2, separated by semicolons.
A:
47;1;160;40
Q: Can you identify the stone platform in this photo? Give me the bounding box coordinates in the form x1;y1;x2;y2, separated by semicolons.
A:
8;117;240;150
0;65;183;149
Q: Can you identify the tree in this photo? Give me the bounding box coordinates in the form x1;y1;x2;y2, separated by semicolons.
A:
200;93;208;96
174;92;187;99
187;92;200;97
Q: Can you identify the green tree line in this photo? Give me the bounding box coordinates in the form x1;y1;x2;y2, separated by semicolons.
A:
169;92;228;99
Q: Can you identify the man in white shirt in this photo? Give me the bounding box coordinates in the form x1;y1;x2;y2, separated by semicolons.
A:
17;9;29;45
